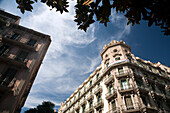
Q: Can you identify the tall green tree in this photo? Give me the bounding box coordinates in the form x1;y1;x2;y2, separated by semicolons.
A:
25;101;56;113
16;0;170;35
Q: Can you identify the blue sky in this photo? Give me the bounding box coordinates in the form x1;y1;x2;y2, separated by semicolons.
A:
0;0;170;112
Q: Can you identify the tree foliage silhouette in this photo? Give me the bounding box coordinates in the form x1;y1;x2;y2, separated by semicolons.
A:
16;0;170;35
25;101;56;113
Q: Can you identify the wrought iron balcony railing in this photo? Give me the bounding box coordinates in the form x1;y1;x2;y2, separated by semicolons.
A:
118;85;134;93
105;75;114;85
106;107;120;113
94;99;103;109
121;103;140;112
105;89;117;100
94;86;102;94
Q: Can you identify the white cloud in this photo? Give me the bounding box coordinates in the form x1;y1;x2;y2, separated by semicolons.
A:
0;0;132;110
110;10;131;39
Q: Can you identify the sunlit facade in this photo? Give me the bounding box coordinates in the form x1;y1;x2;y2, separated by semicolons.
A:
0;10;51;113
59;40;170;113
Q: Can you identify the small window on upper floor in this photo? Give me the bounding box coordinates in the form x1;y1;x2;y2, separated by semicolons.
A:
118;67;124;74
105;54;108;58
113;49;117;52
0;43;9;56
27;39;37;47
96;73;99;80
90;80;92;86
149;67;152;72
9;33;20;40
16;51;28;62
0;68;17;86
115;57;120;61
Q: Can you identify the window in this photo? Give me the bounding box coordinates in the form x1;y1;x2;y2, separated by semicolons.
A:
76;109;79;113
96;93;101;102
157;100;164;110
82;104;85;113
125;96;134;110
27;39;37;47
149;67;152;72
96;73;99;80
127;56;132;63
115;57;120;61
0;43;9;55
141;96;147;106
150;84;156;91
136;79;143;87
0;68;17;86
114;49;117;52
120;79;129;90
78;92;81;97
112;100;116;111
106;61;109;67
118;67;124;74
89;100;93;108
90;80;92;86
109;85;114;93
16;51;28;62
10;33;20;40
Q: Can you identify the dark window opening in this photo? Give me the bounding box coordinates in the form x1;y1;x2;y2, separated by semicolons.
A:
10;33;20;40
112;100;116;111
118;67;124;74
0;44;9;55
16;51;28;62
0;68;17;86
125;96;134;110
96;73;99;80
27;39;37;47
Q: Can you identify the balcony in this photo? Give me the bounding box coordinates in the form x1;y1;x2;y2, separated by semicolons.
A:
94;75;102;85
107;107;120;113
115;70;130;79
0;53;28;68
74;102;80;110
94;86;102;94
81;89;87;95
121;103;140;113
87;84;93;91
118;85;134;94
94;99;103;109
131;72;143;78
0;76;16;94
2;35;36;51
85;106;94;113
136;85;149;93
141;105;158;112
105;90;117;100
154;91;165;98
165;92;170;100
105;75;114;85
87;93;94;100
70;108;75;113
80;99;86;105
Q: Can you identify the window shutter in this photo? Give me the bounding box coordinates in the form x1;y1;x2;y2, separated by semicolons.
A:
126;79;130;87
120;80;123;88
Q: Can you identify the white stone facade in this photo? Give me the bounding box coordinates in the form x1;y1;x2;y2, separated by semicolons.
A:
59;40;170;113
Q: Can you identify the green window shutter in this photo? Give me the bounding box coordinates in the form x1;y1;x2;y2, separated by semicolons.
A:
120;80;123;88
126;79;130;87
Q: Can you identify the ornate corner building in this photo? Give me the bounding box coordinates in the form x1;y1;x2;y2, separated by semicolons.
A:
59;40;170;113
0;10;51;113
